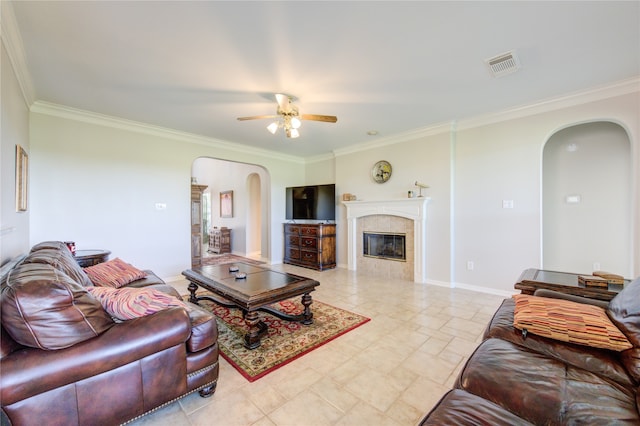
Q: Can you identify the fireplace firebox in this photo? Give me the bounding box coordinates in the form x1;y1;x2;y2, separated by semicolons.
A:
363;232;406;261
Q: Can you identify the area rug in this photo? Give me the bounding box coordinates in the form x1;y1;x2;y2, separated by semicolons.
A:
202;253;264;266
187;295;370;382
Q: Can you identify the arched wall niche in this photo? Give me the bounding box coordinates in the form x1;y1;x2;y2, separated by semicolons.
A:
542;120;632;276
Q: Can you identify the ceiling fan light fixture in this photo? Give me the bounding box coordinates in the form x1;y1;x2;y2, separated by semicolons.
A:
267;121;279;134
238;93;337;140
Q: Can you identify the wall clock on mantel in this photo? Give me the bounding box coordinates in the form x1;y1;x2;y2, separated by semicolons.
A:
371;160;392;183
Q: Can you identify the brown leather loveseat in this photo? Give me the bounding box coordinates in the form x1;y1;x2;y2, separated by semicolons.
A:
421;275;640;424
0;241;219;425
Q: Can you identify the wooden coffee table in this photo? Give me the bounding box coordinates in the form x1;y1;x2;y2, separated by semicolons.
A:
515;268;630;301
182;263;319;349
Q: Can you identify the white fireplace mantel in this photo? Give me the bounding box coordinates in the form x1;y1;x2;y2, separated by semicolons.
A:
343;198;430;283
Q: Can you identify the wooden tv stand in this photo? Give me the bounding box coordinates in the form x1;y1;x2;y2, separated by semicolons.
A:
283;223;336;271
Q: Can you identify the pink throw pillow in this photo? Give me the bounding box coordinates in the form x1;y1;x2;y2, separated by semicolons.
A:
84;258;147;288
87;286;189;320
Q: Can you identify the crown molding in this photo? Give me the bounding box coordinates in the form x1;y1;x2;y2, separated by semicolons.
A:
304;152;336;164
333;76;639;157
30;101;306;164
333;121;453;157
0;1;35;107
456;76;640;131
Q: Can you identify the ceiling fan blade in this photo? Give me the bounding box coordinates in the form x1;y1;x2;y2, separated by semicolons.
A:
275;93;292;113
237;115;278;121
301;114;338;123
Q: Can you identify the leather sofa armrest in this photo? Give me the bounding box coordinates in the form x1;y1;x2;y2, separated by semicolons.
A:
1;307;191;406
533;289;610;309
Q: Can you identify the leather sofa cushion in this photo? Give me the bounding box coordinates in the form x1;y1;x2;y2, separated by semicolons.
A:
2;263;114;350
607;276;640;382
484;298;634;386
24;244;94;287
420;389;536;425
608;276;640;344
513;294;632;351
458;338;640;424
84;258;147;288
125;270;168;288
186;304;218;353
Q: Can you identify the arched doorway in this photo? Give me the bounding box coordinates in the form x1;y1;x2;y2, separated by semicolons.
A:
191;158;269;265
542;121;631;276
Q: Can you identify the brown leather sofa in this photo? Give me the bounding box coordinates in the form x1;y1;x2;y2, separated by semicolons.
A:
0;241;219;425
420;275;640;425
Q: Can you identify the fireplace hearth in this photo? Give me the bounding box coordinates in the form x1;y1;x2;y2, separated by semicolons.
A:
363;232;406;261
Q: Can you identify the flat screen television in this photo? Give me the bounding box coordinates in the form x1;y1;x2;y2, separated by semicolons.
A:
285;184;336;221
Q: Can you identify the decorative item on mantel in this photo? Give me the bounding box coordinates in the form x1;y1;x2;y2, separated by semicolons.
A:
414;181;429;197
342;193;357;201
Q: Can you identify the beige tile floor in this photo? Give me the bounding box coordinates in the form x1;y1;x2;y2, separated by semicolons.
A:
128;264;507;426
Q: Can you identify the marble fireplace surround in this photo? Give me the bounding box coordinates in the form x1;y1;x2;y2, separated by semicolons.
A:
343;198;430;283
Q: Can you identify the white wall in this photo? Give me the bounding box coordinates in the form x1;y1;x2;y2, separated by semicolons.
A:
28;108;304;279
305;156;336;186
453;92;638;293
333;90;639;295
0;42;31;264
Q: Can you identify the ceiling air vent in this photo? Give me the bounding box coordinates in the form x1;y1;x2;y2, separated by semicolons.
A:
486;51;520;77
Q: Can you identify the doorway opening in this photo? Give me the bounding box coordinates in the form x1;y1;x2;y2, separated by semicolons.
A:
190;158;270;267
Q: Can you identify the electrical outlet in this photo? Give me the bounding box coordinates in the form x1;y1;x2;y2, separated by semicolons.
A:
593;262;601;271
502;200;514;209
466;261;474;271
155;203;167;210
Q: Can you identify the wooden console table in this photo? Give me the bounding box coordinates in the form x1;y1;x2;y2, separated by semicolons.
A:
515;268;630;301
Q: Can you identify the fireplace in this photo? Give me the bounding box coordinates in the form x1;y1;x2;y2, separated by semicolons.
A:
363;232;406;261
343;197;430;282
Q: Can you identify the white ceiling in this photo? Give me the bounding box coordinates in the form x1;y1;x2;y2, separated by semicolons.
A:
8;1;640;158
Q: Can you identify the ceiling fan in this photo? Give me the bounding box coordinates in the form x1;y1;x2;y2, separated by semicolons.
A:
237;94;337;138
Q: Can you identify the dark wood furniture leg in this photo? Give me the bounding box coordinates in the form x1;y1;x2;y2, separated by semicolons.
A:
300;292;314;325
243;311;269;349
198;382;217;398
188;282;200;304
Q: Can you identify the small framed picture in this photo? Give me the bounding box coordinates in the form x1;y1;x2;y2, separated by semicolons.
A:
15;144;28;212
220;190;233;218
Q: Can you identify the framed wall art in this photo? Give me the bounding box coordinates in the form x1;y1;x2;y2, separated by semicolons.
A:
15;144;28;212
220;190;233;218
